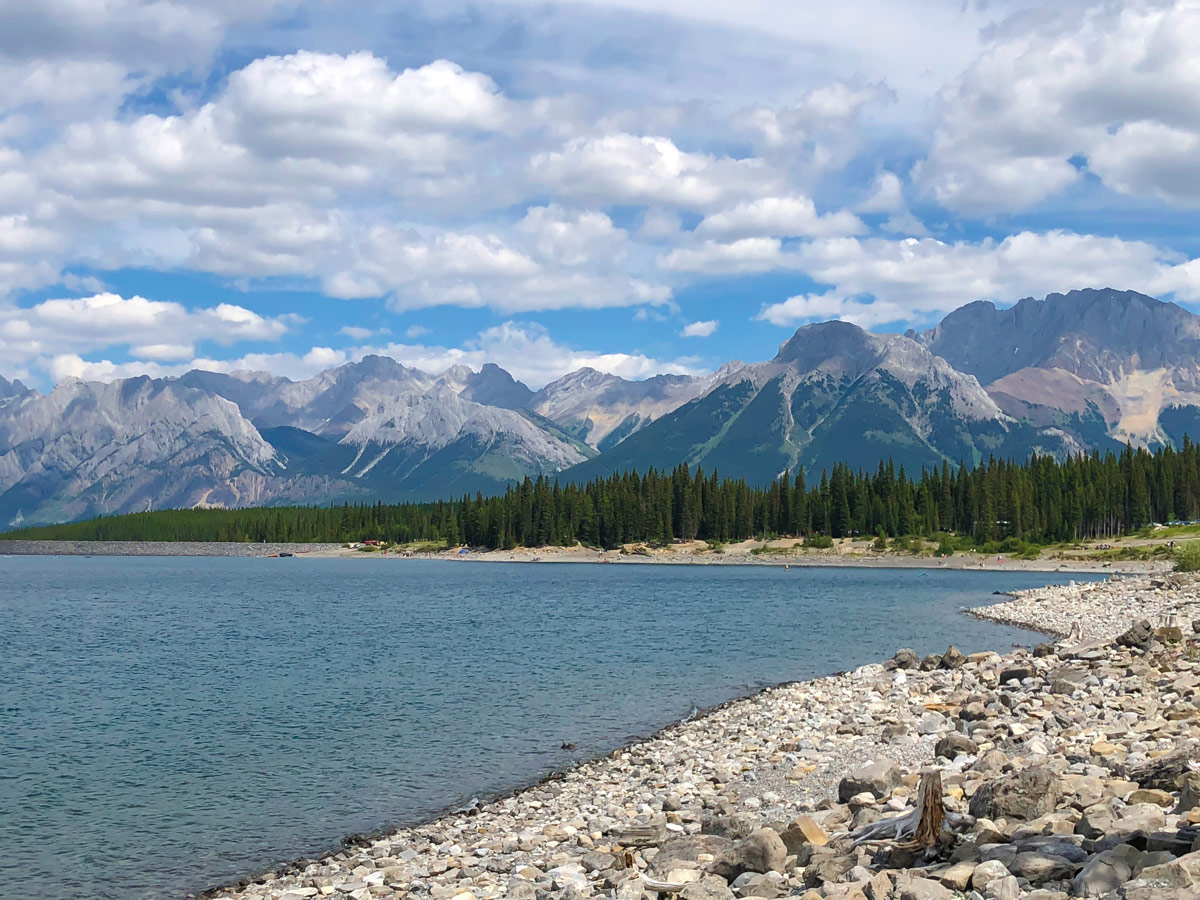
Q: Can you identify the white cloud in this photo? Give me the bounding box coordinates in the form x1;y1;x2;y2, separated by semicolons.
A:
405;324;431;338
0;292;296;379
696;195;864;239
516;204;627;266
756;292;909;328
376;321;705;388
531;133;779;211
131;343;195;360
754;230;1200;326
338;325;373;340
657;237;788;274
915;1;1200;212
681;319;718;337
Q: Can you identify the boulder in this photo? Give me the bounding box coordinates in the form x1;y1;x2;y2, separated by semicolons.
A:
778;816;828;853
649;835;734;876
999;665;1036;684
936;732;979;760
1071;846;1139;897
894;875;954;900
892;648;919;669
1010;850;1076;883
678;875;732;900
939;645;967;669
1116;620;1155;650
838;761;902;802
711;828;786;879
970;766;1062;821
1076;804;1117;839
971;749;1010;777
971;860;1013;889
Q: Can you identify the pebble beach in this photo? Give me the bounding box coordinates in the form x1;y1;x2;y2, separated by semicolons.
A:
185;568;1200;900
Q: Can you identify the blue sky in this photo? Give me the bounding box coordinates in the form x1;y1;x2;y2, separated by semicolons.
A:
2;0;1200;389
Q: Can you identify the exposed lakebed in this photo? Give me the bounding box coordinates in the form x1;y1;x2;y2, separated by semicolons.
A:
0;557;1089;900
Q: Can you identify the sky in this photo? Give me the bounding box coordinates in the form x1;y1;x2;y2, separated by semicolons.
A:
2;0;1200;390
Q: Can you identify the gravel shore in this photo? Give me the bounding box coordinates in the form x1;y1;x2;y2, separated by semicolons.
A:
186;570;1200;900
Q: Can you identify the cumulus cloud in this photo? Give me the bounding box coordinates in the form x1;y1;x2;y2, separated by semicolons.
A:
40;320;707;390
0;292;296;380
657;237;789;274
369;321;705;388
530;134;779;211
915;1;1200;212
696;196;864;239
680;319;718;337
755;230;1200;326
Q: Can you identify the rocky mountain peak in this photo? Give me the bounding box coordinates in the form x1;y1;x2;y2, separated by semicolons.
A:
918;288;1200;385
772;320;886;375
0;375;30;402
460;363;534;409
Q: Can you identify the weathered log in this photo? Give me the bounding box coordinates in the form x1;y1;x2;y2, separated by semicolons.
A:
612;823;666;847
849;770;972;848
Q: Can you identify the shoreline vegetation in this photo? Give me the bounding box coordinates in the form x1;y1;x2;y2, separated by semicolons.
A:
181;566;1200;900
0;533;1180;575
7;443;1200;557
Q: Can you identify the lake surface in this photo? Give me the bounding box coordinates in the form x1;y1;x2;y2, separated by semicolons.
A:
0;557;1092;900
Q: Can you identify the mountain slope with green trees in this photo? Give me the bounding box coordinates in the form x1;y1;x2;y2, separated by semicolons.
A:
6;440;1198;549
560;321;1078;485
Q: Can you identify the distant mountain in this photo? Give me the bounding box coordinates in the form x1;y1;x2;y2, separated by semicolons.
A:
0;377;297;527
8;287;1200;528
0;358;591;526
0;375;29;403
915;288;1200;448
563;321;1078;485
460;363;535;409
529;367;718;450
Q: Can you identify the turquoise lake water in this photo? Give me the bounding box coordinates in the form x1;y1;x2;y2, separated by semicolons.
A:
0;557;1091;900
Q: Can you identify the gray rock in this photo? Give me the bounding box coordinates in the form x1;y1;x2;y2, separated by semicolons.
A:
678;875;732;900
936;732;979;759
940;645;967;669
893;648;919;670
894;874;954;900
711;828;786;879
1011;850;1076;883
649;835;734;875
1116;620;1154;650
970;766;1062;821
1073;850;1135;897
838;760;902;802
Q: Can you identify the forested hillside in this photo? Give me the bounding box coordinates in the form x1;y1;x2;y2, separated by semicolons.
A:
5;440;1200;550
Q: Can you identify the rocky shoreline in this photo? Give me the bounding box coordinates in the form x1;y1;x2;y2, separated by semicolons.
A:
187;571;1200;900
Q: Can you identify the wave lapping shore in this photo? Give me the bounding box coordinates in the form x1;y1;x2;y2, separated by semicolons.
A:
200;573;1200;900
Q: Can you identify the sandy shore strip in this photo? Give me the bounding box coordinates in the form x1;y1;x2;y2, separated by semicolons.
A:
0;538;1168;575
187;569;1200;900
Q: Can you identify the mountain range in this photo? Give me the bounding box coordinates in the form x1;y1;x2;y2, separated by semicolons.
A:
2;288;1197;527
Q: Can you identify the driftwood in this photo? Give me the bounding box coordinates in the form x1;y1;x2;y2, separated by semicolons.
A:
612;823;665;847
641;876;693;893
849;770;972;849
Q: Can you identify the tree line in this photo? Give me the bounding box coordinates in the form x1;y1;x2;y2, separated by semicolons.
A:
6;440;1200;548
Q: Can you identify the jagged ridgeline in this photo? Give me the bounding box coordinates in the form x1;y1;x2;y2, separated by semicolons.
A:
5;441;1198;548
10;289;1200;530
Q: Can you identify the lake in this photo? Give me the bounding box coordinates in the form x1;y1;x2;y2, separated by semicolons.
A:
0;557;1090;900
